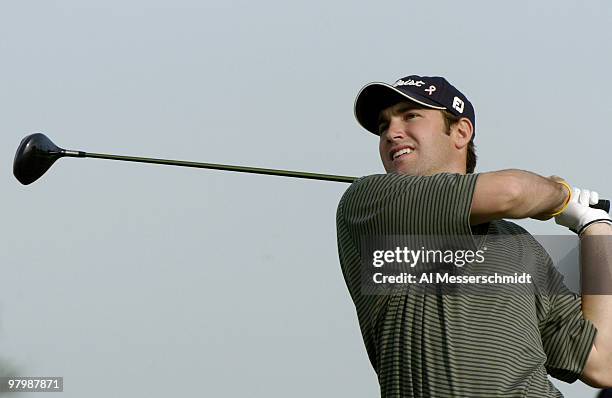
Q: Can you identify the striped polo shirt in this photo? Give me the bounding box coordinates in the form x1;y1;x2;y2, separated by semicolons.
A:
336;172;596;397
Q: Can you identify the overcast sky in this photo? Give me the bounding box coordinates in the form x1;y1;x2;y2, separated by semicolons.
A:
1;1;611;397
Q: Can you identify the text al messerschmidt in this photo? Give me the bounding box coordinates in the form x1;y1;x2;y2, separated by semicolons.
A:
373;272;533;285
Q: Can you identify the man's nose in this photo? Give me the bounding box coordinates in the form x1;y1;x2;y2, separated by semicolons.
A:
383;117;406;141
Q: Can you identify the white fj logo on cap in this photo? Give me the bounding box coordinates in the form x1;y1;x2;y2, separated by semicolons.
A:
425;85;436;95
452;97;464;113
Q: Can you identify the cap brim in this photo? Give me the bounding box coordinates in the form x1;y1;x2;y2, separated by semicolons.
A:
354;82;446;135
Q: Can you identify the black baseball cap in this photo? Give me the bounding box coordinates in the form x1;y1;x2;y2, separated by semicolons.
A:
354;75;476;136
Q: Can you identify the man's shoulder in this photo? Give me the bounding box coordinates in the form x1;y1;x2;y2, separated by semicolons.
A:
336;174;419;215
338;173;452;202
489;219;530;235
489;219;550;242
336;173;480;234
487;219;553;260
338;172;478;208
345;173;421;192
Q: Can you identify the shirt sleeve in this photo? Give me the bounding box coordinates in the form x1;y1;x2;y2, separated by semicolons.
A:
539;259;597;383
338;172;480;238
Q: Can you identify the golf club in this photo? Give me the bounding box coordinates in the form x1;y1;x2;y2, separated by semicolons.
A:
13;133;355;185
12;133;612;214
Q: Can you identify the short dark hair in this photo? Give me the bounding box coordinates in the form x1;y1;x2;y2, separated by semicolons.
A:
441;110;477;174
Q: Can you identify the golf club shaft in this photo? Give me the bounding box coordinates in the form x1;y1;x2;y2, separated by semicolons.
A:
13;133;612;214
62;150;357;183
60;150;612;213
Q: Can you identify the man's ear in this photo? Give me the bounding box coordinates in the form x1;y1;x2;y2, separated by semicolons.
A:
451;118;474;150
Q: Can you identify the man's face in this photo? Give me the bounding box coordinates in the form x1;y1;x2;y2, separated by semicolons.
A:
378;102;455;176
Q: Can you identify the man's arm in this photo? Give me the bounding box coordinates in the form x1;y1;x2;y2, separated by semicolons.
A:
578;223;612;388
474;173;612;387
469;170;612;385
469;169;567;225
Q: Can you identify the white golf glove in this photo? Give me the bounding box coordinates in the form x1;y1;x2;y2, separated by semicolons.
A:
554;185;612;235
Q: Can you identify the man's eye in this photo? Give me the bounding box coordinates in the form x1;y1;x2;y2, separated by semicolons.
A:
403;112;418;120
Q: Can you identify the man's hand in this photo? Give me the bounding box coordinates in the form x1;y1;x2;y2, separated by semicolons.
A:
552;178;612;235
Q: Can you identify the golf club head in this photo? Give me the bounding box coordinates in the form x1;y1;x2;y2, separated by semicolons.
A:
13;133;65;185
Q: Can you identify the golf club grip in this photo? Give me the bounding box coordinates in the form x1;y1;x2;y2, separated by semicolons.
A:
592;199;610;213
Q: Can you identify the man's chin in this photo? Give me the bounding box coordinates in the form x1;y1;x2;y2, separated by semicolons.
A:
388;167;421;176
384;159;428;175
386;164;459;176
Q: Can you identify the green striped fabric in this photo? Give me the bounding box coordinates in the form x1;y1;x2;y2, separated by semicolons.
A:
336;173;596;397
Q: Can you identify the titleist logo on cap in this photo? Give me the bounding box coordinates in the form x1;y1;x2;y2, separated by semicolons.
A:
394;79;425;87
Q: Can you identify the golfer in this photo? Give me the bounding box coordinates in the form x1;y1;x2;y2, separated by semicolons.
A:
336;75;612;397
